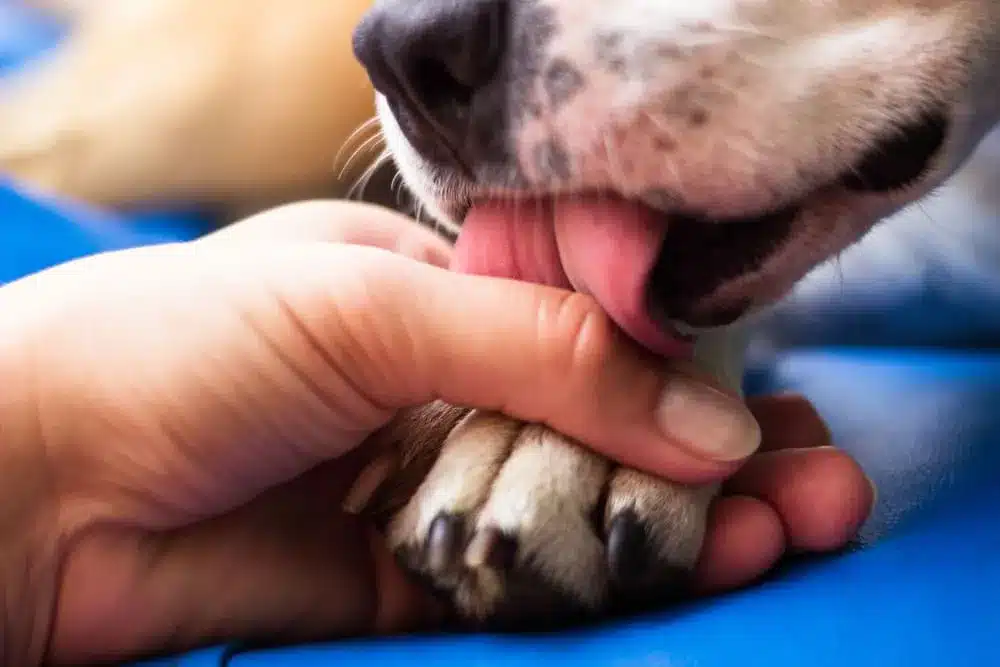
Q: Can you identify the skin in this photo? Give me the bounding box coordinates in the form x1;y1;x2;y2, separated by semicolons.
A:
0;200;873;666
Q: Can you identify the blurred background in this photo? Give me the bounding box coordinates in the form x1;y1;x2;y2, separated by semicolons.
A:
2;0;1000;354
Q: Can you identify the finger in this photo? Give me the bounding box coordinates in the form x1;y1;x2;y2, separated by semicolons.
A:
725;447;875;552
49;464;439;666
746;393;833;451
26;240;759;531
263;244;762;483
202;199;453;267
204;202;758;480
694;447;872;594
693;495;786;594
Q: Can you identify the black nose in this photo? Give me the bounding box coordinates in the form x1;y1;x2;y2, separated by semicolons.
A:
352;0;509;171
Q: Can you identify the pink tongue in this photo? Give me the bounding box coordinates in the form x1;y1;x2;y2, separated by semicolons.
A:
452;197;692;358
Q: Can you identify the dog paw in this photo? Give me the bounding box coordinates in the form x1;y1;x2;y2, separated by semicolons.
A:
382;410;716;628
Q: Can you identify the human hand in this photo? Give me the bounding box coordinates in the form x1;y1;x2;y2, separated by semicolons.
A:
0;201;872;666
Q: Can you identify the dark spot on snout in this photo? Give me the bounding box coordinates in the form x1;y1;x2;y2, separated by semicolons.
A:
508;3;558;125
840;110;948;193
544;57;586;109
645;204;800;327
533;138;572;180
594;30;628;73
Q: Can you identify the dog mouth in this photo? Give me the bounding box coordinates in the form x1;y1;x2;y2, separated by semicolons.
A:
449;110;949;357
453;195;700;358
451;194;796;357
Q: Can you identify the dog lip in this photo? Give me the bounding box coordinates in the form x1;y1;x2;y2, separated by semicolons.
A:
454;190;711;335
452;187;807;342
455;194;696;358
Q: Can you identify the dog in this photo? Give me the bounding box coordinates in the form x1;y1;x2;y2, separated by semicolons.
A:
338;0;1000;628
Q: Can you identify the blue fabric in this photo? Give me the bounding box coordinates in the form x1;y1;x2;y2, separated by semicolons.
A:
129;647;232;667
0;0;63;74
0;180;208;282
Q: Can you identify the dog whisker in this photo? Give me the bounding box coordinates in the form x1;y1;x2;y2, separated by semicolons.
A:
337;116;380;155
333;117;382;175
601;131;630;196
346;149;393;201
337;132;386;183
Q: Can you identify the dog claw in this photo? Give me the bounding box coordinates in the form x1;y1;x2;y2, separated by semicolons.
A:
466;527;518;571
607;509;691;611
426;513;466;575
606;509;651;584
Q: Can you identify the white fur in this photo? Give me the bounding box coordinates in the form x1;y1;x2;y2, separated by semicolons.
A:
381;0;1000;319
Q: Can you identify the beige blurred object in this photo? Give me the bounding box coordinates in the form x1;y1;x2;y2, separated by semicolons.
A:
0;0;384;214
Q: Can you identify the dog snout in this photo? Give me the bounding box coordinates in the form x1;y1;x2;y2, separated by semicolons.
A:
353;0;510;172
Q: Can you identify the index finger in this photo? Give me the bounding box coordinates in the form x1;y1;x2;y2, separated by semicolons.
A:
202;200;454;268
747;393;833;451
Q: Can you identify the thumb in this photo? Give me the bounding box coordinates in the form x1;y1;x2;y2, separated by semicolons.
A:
272;243;761;483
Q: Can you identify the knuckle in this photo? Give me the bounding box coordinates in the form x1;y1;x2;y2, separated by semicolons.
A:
537;291;616;381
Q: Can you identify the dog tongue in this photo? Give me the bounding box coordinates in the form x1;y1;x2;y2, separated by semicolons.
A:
453;197;692;358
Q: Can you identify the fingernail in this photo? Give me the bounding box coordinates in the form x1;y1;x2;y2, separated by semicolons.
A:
657;377;761;461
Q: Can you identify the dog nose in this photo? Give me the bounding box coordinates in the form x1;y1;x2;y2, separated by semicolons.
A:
352;0;508;170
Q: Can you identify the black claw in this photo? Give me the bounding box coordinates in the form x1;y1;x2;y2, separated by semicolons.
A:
606;509;651;584
426;513;466;575
466;527;518;572
606;509;693;614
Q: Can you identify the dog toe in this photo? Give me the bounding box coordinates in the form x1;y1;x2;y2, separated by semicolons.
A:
384;414;717;625
606;508;653;583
